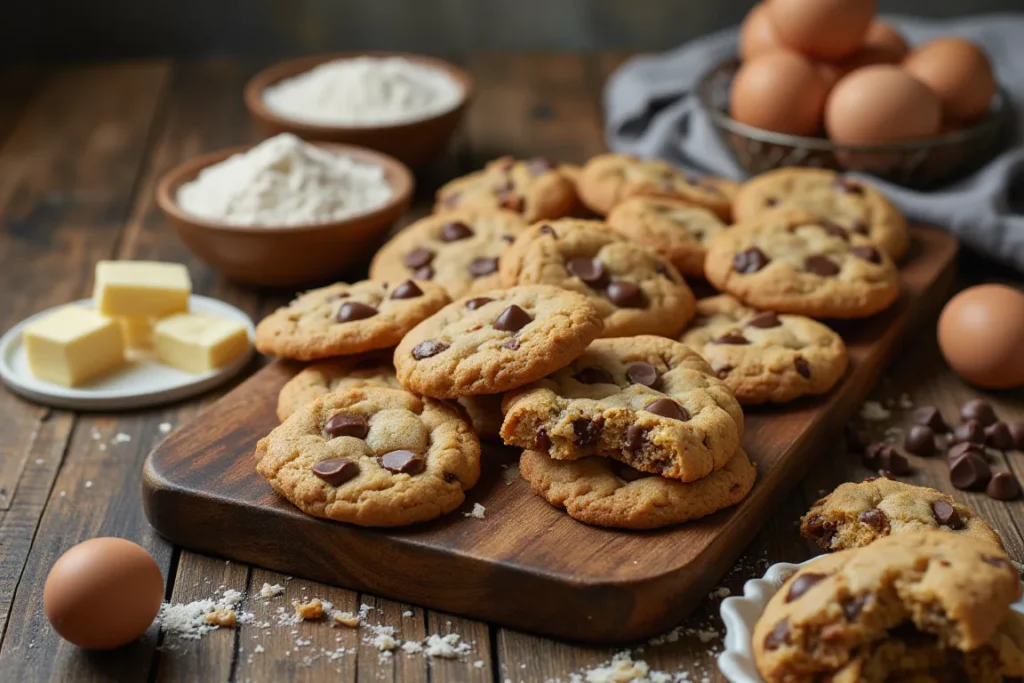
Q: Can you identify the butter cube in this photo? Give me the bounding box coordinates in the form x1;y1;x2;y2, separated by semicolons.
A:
23;307;126;387
118;316;153;348
154;313;249;374
94;261;191;317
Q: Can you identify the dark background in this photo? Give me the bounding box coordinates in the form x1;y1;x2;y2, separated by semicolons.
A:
6;0;1023;61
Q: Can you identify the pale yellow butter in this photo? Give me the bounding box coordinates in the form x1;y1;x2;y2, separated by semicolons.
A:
94;261;191;317
24;307;126;387
117;316;153;348
154;313;249;374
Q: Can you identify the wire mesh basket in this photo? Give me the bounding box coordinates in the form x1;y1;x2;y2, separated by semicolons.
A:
697;59;1012;189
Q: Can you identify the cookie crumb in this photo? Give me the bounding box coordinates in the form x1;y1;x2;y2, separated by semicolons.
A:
401;640;423;654
368;625;397;652
463;503;486;519
295;599;324;620
423;633;470;658
897;393;913;409
84;481;93;489
333;612;360;628
260;582;285;598
112;432;132;444
402;610;413;617
501;463;521;485
254;644;265;653
859;400;891;421
473;659;486;669
709;586;731;599
204;607;237;628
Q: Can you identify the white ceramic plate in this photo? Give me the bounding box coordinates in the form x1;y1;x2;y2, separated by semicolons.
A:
0;296;255;411
718;558;1024;682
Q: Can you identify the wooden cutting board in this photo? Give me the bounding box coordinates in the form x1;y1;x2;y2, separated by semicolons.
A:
143;226;957;644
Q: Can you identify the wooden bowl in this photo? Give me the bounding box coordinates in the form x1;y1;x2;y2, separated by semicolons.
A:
244;52;474;167
156;142;414;288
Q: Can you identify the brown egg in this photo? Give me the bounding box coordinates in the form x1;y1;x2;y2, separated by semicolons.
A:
739;3;783;61
825;65;942;145
938;285;1024;389
767;0;875;60
729;51;831;136
44;537;163;650
903;37;996;123
833;21;910;73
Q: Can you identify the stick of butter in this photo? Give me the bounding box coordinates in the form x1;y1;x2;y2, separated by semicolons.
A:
154;313;250;374
24;307;126;387
94;261;191;317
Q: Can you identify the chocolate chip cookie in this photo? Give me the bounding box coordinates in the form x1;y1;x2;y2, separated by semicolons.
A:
499;219;696;338
576;153;733;219
450;395;505;442
501;336;744;482
680;295;848;405
801;477;1002;551
605;196;728;278
733;168;909;261
394;285;604;398
255;387;481;527
369;208;527;299
753;531;1022;682
255;279;450;361
276;353;401;421
520;447;756;529
703;210;900;319
435;156;576;222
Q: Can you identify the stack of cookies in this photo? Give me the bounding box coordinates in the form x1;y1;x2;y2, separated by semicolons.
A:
251;152;910;531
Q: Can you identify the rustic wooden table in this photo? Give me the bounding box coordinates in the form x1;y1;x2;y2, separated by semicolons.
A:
0;54;1021;683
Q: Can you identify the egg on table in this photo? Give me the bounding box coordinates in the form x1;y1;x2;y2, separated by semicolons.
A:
825;65;942;145
938;284;1024;390
43;537;164;650
766;0;876;60
903;37;996;123
730;51;831;136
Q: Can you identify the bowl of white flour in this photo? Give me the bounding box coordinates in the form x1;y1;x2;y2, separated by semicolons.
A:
245;52;473;167
156;134;414;287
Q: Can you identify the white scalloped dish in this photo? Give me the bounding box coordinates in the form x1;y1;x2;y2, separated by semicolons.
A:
718;559;1024;683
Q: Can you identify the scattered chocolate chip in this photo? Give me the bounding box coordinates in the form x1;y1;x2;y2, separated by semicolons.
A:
404;247;435;269
573;418;603;446
931;500;963;529
961;399;997;426
412;339;449;360
380;450;426;475
794;358;811;379
819;219;848;240
912;406;949;433
606;281;646;308
864;443;909;474
312;458;360;486
441;221;473;242
494;304;533;332
733;247;770;274
644;398;689;421
764;619;790;650
842;594;868;621
863;442;886;468
987;472;1021;501
502;338;520;350
324;412;369;439
414;265;434;280
851;246;882;264
836;179;863;194
610;459;650;482
953;419;985;444
526;156;554;174
536;429;551;451
390;280;423;300
625;425;646;453
950;451;992;490
575;366;614;385
858;508;890;532
336;301;378;323
1009;422;1024;450
539;225;557;237
985;421;1014;450
468;257;499;277
786;573;827;602
904;425;936;456
443;471;460;484
947;441;985;467
566;257;607;287
465;297;494;310
844;424;869;454
627;362;659;387
713;332;750;345
746;311;781;328
805;255;840;276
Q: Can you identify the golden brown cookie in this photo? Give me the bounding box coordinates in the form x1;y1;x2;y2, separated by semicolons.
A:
276;354;400;421
435;156;576;222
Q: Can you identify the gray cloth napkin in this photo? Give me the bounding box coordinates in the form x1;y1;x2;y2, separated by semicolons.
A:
604;13;1024;271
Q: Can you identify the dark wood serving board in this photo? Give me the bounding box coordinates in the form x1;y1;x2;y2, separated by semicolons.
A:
143;226;957;645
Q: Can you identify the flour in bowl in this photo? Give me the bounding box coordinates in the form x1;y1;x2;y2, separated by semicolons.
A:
176;133;393;226
261;56;463;126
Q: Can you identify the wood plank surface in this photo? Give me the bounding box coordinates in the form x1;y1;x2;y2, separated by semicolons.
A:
1;54;1023;683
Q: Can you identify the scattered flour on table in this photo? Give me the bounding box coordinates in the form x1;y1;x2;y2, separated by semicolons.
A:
859;400;891;421
158;422;173;434
158;588;252;640
463;502;486;519
176;133;392;227
501;463;521;485
262;56;463;126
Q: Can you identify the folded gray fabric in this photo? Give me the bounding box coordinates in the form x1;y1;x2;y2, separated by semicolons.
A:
604;14;1024;271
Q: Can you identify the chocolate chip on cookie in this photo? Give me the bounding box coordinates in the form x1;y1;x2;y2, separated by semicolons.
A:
255;279;451;361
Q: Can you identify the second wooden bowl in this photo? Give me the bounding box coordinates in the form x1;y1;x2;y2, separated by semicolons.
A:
156;142;414;288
